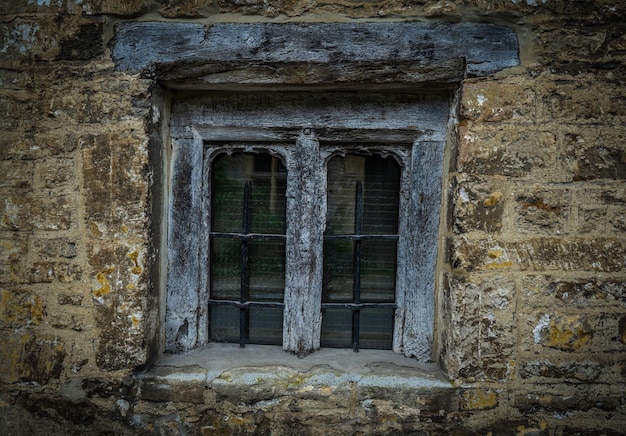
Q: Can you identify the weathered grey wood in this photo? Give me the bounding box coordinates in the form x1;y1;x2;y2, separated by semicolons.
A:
394;139;446;361
166;137;204;353
166;92;450;360
112;22;519;79
171;92;450;142
283;132;325;356
155;59;467;90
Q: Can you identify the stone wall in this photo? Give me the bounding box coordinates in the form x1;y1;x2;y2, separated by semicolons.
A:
1;0;625;434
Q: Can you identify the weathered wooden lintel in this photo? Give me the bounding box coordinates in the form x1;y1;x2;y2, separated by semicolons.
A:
112;22;519;86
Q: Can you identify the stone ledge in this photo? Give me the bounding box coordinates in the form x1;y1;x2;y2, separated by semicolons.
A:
137;344;453;405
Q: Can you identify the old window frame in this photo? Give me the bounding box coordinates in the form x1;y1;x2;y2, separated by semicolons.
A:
167;91;450;361
111;21;519;365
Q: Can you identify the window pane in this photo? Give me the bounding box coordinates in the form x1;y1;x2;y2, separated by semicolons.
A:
209;152;286;347
363;156;400;234
322;239;354;303
211;153;286;234
323;153;399;350
359;308;394;349
326;154;399;236
248;307;283;345
210;238;240;300
360;240;396;303
209;305;239;343
320;308;352;348
249;240;285;302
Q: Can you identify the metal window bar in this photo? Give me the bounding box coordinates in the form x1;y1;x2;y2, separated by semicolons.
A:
209;180;285;348
322;180;397;352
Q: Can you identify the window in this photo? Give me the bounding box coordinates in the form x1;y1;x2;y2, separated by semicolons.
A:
322;154;400;350
209;153;287;346
166;91;449;361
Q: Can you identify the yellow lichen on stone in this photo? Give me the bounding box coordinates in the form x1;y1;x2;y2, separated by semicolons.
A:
486;261;513;269
0;288;43;328
486;249;513;269
543;315;593;351
461;390;498;410
483;191;503;207
127;250;143;275
94;267;115;297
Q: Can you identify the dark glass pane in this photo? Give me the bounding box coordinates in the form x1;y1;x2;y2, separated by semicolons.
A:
323;153;399;350
210;238;240;300
359;308;394;349
211;153;286;234
326;154;400;236
320;308;352;348
360;240;396;303
322;239;354;303
248;307;283;345
249;240;285;302
363;156;400;235
209;305;239;343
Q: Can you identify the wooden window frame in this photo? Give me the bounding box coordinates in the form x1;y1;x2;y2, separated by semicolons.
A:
167;91;450;361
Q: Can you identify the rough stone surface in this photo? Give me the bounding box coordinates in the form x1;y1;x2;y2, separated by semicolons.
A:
1;0;626;434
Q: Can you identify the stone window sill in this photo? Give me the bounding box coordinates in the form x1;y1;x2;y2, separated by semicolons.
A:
137;344;452;405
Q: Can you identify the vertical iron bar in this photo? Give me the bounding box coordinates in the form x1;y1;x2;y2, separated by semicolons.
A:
352;180;363;352
240;180;251;348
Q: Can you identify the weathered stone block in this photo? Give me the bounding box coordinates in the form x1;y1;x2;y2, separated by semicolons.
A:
460;389;498;410
35;238;78;259
57;22;104;61
0;332;65;384
449;176;505;233
0;288;43;329
515;188;571;235
521;275;626;309
1;193;73;231
0;160;33;189
160;0;212;17
0;68;32;89
41;84;144;125
0;235;27;284
513;386;622;414
576;206;607;234
519;359;601;382
34;158;75;189
532;313;593;351
539;74;626;124
81;133;149;229
457;122;556;177
607;205;626;233
0;130;80;160
0;1;154;19
573;184;626;206
461;79;536;123
57;293;84;306
441;274;516;380
450;237;625;272
50;311;85;332
139;365;207;403
0;94;34;131
559;129;626;181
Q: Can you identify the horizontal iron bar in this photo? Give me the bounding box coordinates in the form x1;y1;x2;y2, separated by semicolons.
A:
321;302;396;309
210;232;286;241
323;234;398;241
209;299;284;309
